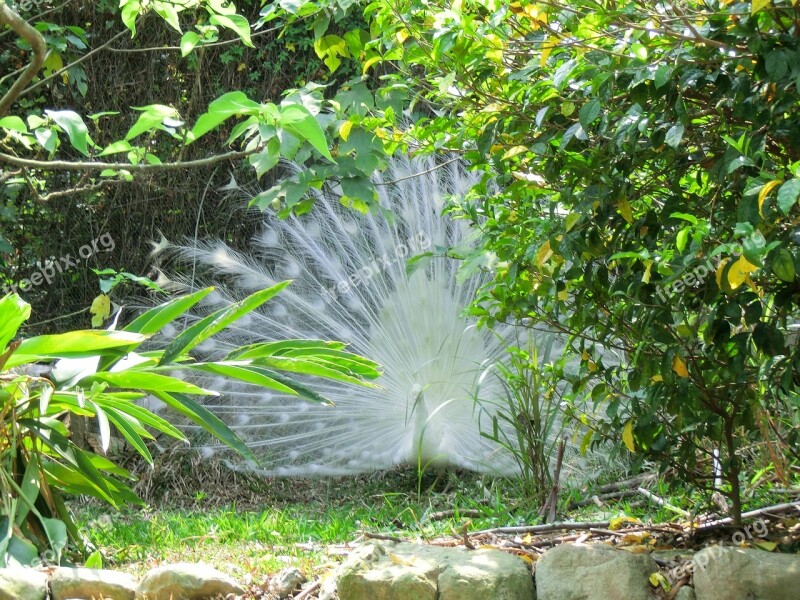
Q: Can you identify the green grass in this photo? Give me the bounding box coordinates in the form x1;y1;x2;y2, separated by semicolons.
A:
71;466;544;579
68;451;800;584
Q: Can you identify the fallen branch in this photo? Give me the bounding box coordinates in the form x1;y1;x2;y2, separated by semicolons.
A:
699;500;800;529
471;520;611;536
293;579;320;600
591;473;657;495
426;509;482;522
637;487;691;518
363;532;406;543
567;489;640;510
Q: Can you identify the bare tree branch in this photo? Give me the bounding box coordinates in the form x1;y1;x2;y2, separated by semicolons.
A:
0;148;256;171
0;3;47;117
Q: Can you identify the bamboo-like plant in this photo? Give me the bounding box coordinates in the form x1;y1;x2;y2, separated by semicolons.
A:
0;284;380;566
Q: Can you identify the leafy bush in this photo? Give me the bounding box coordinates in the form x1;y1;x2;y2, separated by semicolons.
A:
0;284;380;566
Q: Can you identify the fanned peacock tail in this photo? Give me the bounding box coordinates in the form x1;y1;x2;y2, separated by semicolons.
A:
156;156;532;476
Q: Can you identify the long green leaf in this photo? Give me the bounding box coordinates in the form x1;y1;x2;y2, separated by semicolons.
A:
103;407;154;463
15;454;41;527
78;371;215;395
123;287;214;335
152;391;257;463
253;355;382;387
159;281;291;365
0;294;30;354
97;395;186;440
186;363;329;403
8;330;147;368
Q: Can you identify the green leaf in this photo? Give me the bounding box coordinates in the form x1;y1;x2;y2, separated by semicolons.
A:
249;138;281;179
279;104;333;161
654;64;672;88
159;282;292;365
578;100;601;130
771;248;795;282
180;31;201;56
0;294;30;355
15;454;41;527
7;331;146;368
84;550;103;569
187;362;326;399
120;0;141;35
78;372;215;395
189;92;262;142
209;13;253;47
98;140;132;156
123;288;214;335
664;124;684;149
742;231;767;267
153;0;182;32
777;179;800;214
0;116;27;133
39;518;67;563
676;228;689;253
152;391;257;463
45;110;91;156
125;105;179;141
753;322;785;357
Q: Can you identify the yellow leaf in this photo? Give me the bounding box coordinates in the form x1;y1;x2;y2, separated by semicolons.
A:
536;240;553;266
751;0;771;14
557;288;569;301
649;571;671;591
754;540;777;551
609;515;640;530
651;374;663;382
727;256;758;290
758;179;782;216
42;52;64;78
618;198;633;224
362;55;382;75
518;554;536;564
485;33;504;64
715;258;729;289
622;420;635;452
502;145;529;160
90;294;111;328
540;35;558;67
396;28;410;44
642;259;653;283
620;532;651;544
672;355;689;378
523;533;532;544
338;120;353;141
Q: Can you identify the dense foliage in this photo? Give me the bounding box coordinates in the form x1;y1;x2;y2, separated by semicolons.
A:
3;0;800;524
353;0;800;523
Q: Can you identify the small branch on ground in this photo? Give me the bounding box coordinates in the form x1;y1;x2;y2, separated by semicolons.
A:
637;487;691;518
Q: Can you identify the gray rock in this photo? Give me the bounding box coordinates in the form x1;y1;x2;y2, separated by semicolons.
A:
332;541;534;600
269;567;306;598
136;563;244;600
535;543;658;600
692;546;800;600
0;568;48;600
50;567;137;600
675;586;696;600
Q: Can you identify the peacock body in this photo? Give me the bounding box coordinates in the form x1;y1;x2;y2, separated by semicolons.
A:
159;157;527;476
